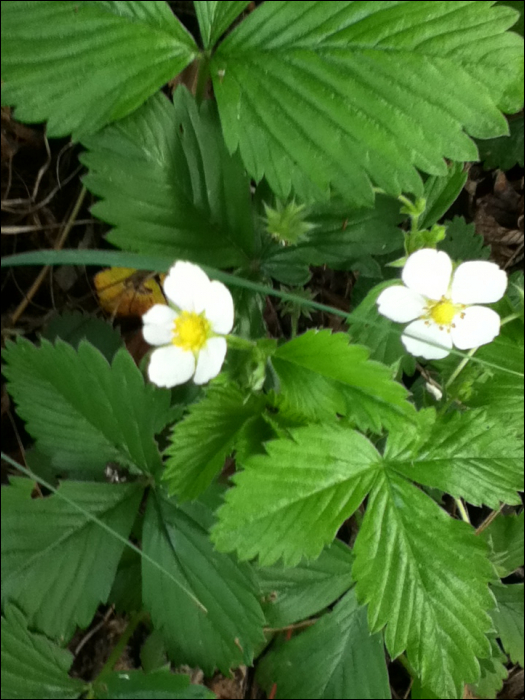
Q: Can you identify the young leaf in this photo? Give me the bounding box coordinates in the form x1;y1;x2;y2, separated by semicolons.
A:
353;471;495;698
212;425;381;566
141;491;265;675
256;540;354;628
1;1;198;139
491;583;524;667
419;163;468;230
271;330;415;432
257;589;390;700
195;1;250;49
212;1;523;205
95;669;216;699
480;511;524;578
385;409;524;509
164;384;265;500
1;604;85;700
1;479;143;640
80;88;255;265
3;338;169;477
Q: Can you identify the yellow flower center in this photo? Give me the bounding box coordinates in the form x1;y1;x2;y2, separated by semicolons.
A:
427;297;464;327
172;311;211;352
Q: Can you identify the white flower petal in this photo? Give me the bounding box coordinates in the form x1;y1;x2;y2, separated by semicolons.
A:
163;261;211;312
193;337;227;385
451;305;501;350
142;304;178;346
451;261;508;305
376;285;427;323
148;345;195;388
202;280;235;334
402;319;453;360
402;249;453;300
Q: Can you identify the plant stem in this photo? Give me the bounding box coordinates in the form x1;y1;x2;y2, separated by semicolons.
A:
194;53;210;104
94;610;148;687
445;347;477;389
455;498;471;524
226;334;257;351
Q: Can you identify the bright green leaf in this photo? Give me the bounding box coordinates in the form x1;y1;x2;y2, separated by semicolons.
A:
1;479;143;640
1;1;198;139
271;330;415;432
1;605;84;700
420;163;468;230
385;409;524;509
256;540;354;628
257;589;390;700
477;115;525;169
81;88;255;264
480;511;524;578
499;0;525;36
212;1;523;205
2;337;169;477
95;669;216;699
491;583;524;667
142;491;265;674
353;472;494;698
164;384;265;500
440;217;491;262
212;424;380;566
195;1;250;49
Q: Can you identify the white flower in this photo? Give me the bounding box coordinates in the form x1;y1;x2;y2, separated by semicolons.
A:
142;262;234;387
376;249;508;360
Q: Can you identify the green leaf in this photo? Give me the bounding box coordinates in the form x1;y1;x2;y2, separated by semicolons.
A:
439;216;491;262
43;311;123;362
477;115;525;169
262;195;404;280
1;479;143;640
411;680;441;699
211;1;523;205
257;589;390;700
95;669;216;699
1;1;198;140
3;338;169;477
80;88;255;264
499;0;525;36
480;511;524;578
491;583;524;667
108;548;142;614
195;1;250;49
353;471;495;698
271;330;415;433
212;425;380;566
142;491;265;674
420;163;468;230
256;540;354;628
471;637;508;700
385;409;524;509
164;384;265;500
1;605;85;700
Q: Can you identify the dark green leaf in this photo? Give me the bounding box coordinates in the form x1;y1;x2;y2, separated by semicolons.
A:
480;511;524;578
477;115;525;169
420;163;468;230
43;311;123;362
440;217;491;262
95;669;216;699
491;583;524;666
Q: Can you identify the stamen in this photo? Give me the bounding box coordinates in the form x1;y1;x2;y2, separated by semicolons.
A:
172;311;211;352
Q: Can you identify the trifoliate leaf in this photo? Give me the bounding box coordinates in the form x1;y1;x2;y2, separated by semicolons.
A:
439;216;491;262
478;115;525;169
1;479;143;640
256;540;354;628
211;1;523;205
385;409;524;509
471;637;509;700
81;88;256;265
1;1;198;139
353;471;495;698
271;330;415;433
420;163;468;230
212;425;381;566
1;605;85;700
95;669;216;699
164;384;266;500
195;1;250;49
480;511;524;578
3;337;169;477
491;583;524;667
256;589;390;700
43;311;123;362
142;491;265;675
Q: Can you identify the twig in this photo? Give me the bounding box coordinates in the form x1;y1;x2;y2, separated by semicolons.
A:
455;498;471;524
476;504;505;535
2;219;93;235
74;606;115;656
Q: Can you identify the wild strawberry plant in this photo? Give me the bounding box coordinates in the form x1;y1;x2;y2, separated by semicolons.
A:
1;2;524;699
